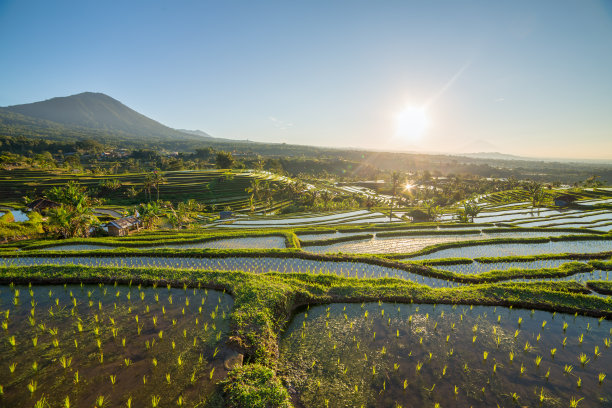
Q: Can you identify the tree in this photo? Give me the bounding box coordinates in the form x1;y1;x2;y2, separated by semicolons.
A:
524;181;545;209
168;201;197;230
63;153;81;169
45;182;98;238
131;202;162;229
245;179;262;213
319;190;333;211
151;170;167;201
143;173;155;202
259;181;276;214
424;200;439;222
389;171;404;221
215;151;235;169
456;200;481;222
46;181;96;209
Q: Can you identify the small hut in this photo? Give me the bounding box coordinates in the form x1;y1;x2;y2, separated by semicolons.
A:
219;210;233;220
554;194;577;207
26;198;60;213
407;209;431;222
107;216;141;237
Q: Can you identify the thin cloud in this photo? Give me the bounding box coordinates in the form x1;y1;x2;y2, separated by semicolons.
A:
269;116;294;131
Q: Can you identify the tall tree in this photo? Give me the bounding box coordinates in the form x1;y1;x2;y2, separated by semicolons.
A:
151;170;167;201
389;171;404;221
215;151;235;169
245;179;262;213
524;181;545;209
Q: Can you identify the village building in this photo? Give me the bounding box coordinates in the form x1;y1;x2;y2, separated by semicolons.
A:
554;194;577;207
107;216;141;236
25;198;60;213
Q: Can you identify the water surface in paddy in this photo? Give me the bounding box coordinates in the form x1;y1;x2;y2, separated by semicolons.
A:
305;231;593;254
438;259;582;274
297;226;484;242
279;303;612;408
0;256;459;288
516;211;612;227
408;240;612;260
36;236;286;251
0;284;233;407
159;236;286;249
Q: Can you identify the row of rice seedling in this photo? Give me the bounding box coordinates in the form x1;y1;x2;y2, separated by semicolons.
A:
0;283;233;407
0;256;461;288
279;302;612;407
40;236;287;251
303;230;598;255
408;239;612;260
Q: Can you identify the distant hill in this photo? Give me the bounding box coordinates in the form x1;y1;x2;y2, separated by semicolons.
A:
175;128;238;143
1;92;204;143
458;152;527;161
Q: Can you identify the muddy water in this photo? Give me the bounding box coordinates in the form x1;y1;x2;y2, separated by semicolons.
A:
0;284;233;407
279;303;612;408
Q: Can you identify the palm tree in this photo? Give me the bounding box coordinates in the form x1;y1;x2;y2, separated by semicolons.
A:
151;171;167;202
389;171;403;221
260;181;276;214
424;200;439;222
302;190;318;209
134;202;162;229
457;200;481;222
524;181;545;209
319;190;332;211
245;179;262;213
143;174;154;202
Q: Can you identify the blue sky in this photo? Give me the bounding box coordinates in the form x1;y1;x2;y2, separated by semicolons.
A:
1;1;611;159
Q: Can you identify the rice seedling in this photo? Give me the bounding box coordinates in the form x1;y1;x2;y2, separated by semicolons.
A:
95;395;106;407
599;372;606;385
59;355;72;369
27;380;37;396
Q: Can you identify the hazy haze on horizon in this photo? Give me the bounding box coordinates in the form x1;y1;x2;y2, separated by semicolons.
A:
1;0;611;159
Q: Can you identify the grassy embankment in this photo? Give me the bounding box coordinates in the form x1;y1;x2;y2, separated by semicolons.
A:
0;263;610;407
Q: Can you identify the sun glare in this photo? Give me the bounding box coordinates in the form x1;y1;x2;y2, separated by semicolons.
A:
396;105;428;141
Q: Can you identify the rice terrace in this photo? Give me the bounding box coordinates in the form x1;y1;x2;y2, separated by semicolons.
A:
1;1;612;407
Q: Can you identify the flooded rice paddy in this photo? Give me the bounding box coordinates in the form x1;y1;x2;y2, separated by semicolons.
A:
0;256;459;288
279;303;612;407
408;240;612;260
0;284;233;407
304;231;595;254
38;236;286;251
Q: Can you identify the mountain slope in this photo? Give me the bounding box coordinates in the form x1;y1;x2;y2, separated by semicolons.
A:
3;92;199;142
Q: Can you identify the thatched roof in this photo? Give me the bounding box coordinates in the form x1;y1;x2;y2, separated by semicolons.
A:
108;216;140;229
555;194;578;202
26;198;60;211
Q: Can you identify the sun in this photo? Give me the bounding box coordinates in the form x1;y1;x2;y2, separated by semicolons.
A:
395;105;428;141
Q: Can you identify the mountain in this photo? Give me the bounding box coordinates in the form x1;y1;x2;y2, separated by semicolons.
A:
458;152;527;161
1;92;204;143
458;139;500;154
176;129;214;139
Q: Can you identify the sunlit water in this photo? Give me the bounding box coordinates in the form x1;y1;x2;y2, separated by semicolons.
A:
279;303;612;407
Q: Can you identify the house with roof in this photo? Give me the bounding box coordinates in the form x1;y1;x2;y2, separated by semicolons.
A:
554;194;577;207
107;216;141;236
26;198;60;213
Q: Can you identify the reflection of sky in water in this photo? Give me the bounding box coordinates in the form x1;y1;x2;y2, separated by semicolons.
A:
280;303;612;408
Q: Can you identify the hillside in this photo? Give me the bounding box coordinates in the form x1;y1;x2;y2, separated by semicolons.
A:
2;92;202;143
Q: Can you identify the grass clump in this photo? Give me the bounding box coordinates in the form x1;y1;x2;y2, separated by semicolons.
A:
223;364;291;408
